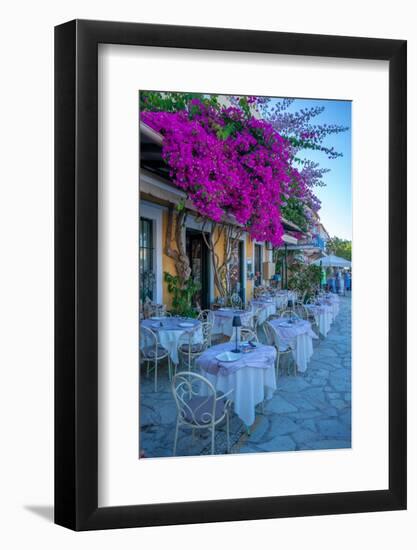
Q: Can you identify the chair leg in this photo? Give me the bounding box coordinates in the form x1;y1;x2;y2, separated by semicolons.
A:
173;419;179;456
226;412;230;453
154;358;158;392
211;426;215;455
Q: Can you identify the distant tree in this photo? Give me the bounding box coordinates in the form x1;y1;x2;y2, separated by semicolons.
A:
326;237;352;261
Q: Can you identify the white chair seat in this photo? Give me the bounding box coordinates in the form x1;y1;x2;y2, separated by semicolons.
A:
179;343;205;354
172;371;232;455
142;344;168;359
279;343;292;353
183;396;227;425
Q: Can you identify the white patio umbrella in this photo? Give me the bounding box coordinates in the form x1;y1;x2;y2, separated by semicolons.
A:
312;254;351;268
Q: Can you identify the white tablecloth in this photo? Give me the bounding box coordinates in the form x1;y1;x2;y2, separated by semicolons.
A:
197;342;277;426
305;304;333;337
275;294;289;310
251;300;276;324
141;318;202;365
274;291;296;308
321;294;340;319
212;309;253;337
269;318;317;373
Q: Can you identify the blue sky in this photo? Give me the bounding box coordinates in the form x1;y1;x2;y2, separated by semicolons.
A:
272;97;352;240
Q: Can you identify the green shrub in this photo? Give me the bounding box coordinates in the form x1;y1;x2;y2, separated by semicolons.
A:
164;272;200;318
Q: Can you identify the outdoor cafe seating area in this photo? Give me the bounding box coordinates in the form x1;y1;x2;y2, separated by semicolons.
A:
140;286;343;456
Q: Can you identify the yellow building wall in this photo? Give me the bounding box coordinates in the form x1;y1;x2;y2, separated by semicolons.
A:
213;226;226;300
160;211;254;308
245;234;254;303
161;210;178;310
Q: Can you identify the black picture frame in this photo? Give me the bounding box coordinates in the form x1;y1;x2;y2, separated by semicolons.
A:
55;19;407;531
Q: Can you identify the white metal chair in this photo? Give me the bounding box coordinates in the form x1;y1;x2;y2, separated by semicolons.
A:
140;326;171;392
177;326;207;371
252;307;267;342
197;309;214;324
264;321;295;376
303;301;321;341
143;301;166;319
200;320;214;347
230;293;243;309
228;327;259;343
171;371;233;455
280;309;301;320
294;302;309;320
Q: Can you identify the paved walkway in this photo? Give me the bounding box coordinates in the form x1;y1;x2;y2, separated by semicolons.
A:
140;295;351;457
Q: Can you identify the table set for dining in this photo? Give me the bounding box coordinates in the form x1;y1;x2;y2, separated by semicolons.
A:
304;293;340;337
196;341;277;427
268;317;317;373
323;292;340;318
251;298;277;324
211;308;253;337
141;291;341;434
141;317;202;365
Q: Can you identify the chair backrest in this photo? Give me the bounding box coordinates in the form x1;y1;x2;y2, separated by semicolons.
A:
140;326;158;355
178;325;202;349
229;327;258;343
197;309;214;325
177;326;207;369
143;302;165;319
280;309;300;320
240;327;258;343
241;312;254;330
216;296;226;306
264;321;277;347
172;371;217;427
230;293;242;309
294;303;309;320
199;321;213;345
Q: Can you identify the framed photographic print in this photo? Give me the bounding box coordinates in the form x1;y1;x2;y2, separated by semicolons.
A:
55;20;407;530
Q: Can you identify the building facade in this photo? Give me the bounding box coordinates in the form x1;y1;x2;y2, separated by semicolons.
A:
139;122;299;310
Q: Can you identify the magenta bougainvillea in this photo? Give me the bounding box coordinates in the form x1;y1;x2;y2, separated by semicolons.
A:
141;98;314;246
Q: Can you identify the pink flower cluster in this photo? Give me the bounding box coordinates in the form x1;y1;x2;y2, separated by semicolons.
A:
141;99;309;246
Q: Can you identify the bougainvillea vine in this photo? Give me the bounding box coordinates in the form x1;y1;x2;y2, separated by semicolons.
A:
141;98;312;246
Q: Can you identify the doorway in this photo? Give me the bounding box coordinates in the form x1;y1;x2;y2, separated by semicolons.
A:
186;229;210;310
230;239;245;303
254;243;263;286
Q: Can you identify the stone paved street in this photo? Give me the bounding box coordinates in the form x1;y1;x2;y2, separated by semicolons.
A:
140;295;351;458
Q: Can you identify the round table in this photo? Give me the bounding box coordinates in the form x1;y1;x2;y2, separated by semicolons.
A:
196;342;277;427
212;309;253;337
141;317;202;365
274;294;289;310
251;299;276;324
321;294;340;319
305;303;333;337
269;318;317;373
